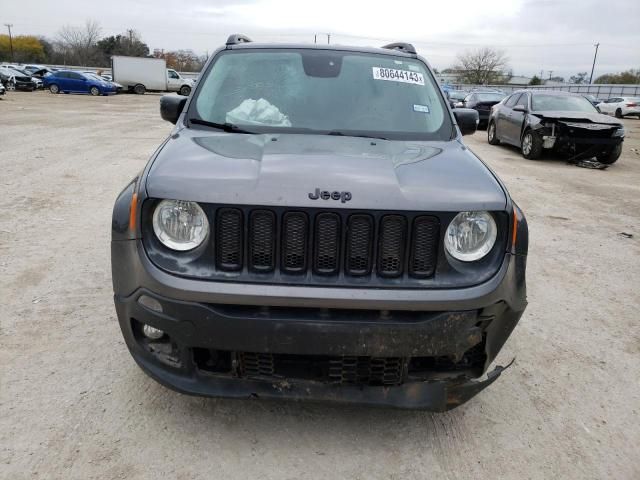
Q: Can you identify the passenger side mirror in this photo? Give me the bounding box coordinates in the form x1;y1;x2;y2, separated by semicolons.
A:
160;94;187;124
512;105;528;113
453;108;479;136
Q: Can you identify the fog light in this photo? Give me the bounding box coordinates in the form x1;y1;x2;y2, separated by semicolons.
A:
142;324;165;340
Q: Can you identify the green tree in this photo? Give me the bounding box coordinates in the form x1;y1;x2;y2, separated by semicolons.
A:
0;35;45;62
529;75;542;85
97;29;149;64
569;72;588;84
594;69;640;84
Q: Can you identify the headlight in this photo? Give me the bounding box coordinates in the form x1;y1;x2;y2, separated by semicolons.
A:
612;127;625;138
152;199;209;251
444;211;497;262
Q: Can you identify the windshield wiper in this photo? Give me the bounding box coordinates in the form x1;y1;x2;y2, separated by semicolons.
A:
189;118;255;134
326;130;388;140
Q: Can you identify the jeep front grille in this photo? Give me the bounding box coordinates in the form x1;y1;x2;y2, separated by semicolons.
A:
216;208;243;271
145;202;444;287
213;207;438;280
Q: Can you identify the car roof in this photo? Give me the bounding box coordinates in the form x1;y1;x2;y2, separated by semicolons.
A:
511;90;585;98
228;42;417;58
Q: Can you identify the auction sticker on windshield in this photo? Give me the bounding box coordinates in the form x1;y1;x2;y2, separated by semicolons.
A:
372;67;424;85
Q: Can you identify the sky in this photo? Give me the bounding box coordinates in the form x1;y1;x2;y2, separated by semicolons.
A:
3;0;639;78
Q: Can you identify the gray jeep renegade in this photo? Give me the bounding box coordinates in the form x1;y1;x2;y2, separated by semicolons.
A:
111;35;528;410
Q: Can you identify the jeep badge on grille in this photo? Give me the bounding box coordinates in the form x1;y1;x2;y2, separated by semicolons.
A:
308;188;352;203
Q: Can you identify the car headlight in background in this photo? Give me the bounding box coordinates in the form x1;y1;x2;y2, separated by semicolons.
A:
152;199;209;251
612;127;625;138
444;211;497;262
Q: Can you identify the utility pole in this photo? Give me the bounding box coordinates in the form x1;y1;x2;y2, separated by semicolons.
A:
539;70;544;80
327;33;330;44
548;70;553;80
589;43;600;84
4;24;14;62
314;34;317;44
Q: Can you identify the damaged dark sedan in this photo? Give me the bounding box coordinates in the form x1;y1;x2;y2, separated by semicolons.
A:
488;90;625;164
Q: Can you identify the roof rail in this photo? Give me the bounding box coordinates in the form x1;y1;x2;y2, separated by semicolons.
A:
381;42;416;55
226;34;253;46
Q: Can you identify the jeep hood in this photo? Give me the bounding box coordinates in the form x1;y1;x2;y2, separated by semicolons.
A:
146;130;506;211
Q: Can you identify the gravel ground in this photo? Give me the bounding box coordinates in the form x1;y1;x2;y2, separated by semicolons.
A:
1;91;639;480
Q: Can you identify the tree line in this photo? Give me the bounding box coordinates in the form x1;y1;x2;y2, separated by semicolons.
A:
0;20;206;71
443;47;638;85
1;26;637;82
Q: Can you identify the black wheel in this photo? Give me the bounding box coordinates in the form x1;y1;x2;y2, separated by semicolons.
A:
89;86;100;96
521;130;543;160
596;143;622;164
49;84;59;94
179;85;191;96
487;121;500;145
133;84;146;95
615;108;623;118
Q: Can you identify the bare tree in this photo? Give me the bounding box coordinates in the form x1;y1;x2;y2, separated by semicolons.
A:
455;47;509;85
57;20;102;65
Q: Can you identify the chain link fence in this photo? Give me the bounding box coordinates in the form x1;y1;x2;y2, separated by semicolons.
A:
448;83;640;98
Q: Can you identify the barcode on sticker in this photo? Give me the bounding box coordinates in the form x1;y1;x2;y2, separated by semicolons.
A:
373;67;424;85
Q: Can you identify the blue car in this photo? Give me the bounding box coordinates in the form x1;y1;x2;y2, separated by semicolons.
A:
43;70;117;96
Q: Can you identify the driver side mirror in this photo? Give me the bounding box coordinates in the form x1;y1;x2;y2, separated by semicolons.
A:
453;108;479;136
512;105;528;113
160;94;187;124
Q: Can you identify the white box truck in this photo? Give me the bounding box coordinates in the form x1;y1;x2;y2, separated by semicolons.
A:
111;56;195;96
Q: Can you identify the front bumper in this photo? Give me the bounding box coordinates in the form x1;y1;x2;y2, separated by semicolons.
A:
112;239;526;410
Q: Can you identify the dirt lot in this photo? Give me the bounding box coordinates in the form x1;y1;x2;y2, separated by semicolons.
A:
1;91;639;480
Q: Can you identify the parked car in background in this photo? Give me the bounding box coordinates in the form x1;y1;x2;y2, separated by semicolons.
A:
111;56;195;95
23;65;53;76
0;66;36;91
488;90;624;164
583;94;602;108
43;70;118;96
11;67;43;89
597;97;640;118
84;72;123;92
447;90;469;108
461;91;506;128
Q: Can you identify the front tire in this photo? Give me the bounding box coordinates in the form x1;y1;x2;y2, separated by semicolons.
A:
179;85;191;96
615;108;623;118
89;86;100;96
487;121;500;145
521;130;543;160
596;143;622;164
133;84;146;95
49;84;59;94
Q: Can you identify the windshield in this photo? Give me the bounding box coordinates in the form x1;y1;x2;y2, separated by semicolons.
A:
85;73;104;81
191;49;450;140
448;91;467;100
475;93;505;102
531;94;598;112
1;67;28;77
